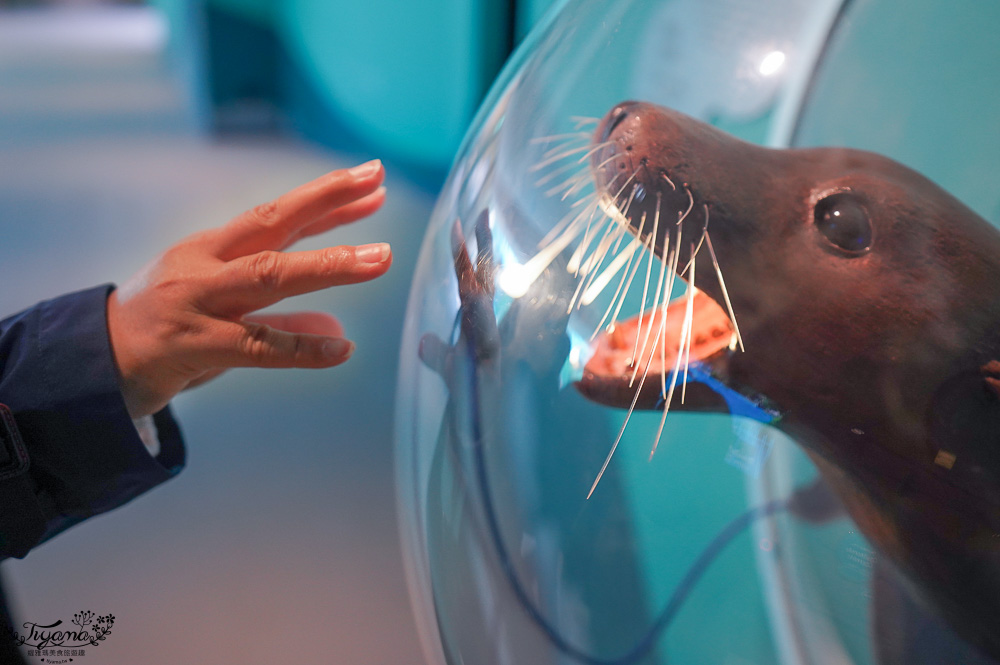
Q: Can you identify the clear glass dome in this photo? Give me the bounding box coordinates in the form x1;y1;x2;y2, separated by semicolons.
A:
395;1;1000;664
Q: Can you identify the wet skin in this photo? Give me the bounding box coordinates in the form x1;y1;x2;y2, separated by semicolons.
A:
582;102;1000;661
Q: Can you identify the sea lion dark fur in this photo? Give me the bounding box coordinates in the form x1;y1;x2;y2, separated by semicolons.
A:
582;101;1000;661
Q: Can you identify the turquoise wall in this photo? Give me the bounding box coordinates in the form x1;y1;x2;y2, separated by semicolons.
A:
279;0;509;169
155;0;554;174
795;0;1000;225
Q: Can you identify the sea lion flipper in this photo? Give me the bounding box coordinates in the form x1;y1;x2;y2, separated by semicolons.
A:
418;216;502;386
473;209;495;293
871;555;999;665
449;218;501;365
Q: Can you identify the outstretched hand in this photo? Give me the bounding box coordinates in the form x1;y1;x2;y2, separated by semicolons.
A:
107;159;392;418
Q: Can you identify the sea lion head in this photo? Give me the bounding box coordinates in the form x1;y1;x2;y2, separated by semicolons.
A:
589;101;1000;477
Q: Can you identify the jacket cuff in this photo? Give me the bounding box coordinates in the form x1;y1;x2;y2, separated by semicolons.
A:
0;285;185;557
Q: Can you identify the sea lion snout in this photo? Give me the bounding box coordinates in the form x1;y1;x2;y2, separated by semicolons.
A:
591;102;780;276
592;102;711;250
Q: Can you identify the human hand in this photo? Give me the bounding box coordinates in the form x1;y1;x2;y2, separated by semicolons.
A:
106;159;391;418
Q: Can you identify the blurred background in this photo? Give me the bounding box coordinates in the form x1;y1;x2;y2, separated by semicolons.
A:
0;0;556;661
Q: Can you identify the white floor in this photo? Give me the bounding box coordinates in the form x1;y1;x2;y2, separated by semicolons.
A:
1;7;431;663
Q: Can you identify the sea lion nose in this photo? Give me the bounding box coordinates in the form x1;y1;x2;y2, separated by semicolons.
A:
599;101;641;142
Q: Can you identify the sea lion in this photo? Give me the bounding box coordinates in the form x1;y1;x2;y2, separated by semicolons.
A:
578;101;1000;662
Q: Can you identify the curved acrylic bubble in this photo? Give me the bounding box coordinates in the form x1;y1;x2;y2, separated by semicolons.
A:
395;1;1000;664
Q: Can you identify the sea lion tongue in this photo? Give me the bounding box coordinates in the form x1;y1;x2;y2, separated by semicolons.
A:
578;287;778;424
578;288;735;404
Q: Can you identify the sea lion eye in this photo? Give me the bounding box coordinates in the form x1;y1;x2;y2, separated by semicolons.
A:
814;193;873;255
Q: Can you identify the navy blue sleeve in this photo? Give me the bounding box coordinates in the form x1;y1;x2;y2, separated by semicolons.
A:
0;285;185;559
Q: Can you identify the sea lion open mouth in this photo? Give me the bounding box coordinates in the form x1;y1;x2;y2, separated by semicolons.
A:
571;101;769;425
577;289;736;411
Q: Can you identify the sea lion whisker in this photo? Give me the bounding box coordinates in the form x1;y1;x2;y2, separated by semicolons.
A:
542;198;597;250
605;169;639;206
586;374;640;500
586;138;617;151
576;219;627;303
649;240;690;459
570;189;598;209
560;172;598;201
612;205;647;308
650;328;676;461
657;227;682;398
652;190;662;251
510;203;601;298
628;218;680;388
589;281;669;499
570;115;599;128
606;216;650;334
653;191;673;390
537;192;598;248
591;150;626;174
556;141;614;170
538;135;596;161
589;154;632;197
680;243;696;404
609;183;641;249
573;143;620;186
529;143;594;173
595;169;639;230
529;131;591;145
651;335;683;460
630;221;672;387
677;204;710;276
630;200;662;368
583;235;642;314
567;268;591;314
643;279;675;461
659;244;671;399
705;231;744;352
661;172;677;191
595;168;646;244
568;217;619;311
567;203;606;275
593;206;645;320
535;159;588;187
676;187;695;225
544;171;591;198
598;172;636;218
612;177;650;252
555;188;601;246
533;142;585;172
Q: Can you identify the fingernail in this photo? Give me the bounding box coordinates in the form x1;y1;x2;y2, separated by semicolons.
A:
348;159;382;178
323;338;354;358
355;242;390;264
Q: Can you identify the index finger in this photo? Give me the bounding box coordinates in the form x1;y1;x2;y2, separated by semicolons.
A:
206;159;385;260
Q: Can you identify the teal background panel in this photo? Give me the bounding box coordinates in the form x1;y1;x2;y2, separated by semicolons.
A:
794;0;1000;225
279;0;511;169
